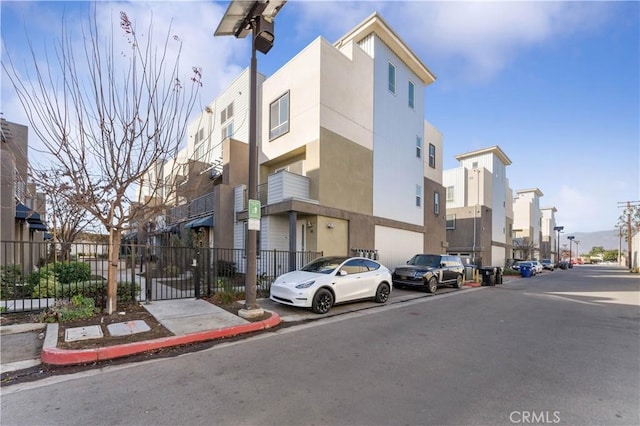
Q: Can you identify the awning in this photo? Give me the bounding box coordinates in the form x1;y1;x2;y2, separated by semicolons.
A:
184;215;214;229
15;203;33;220
15;202;43;223
28;222;48;231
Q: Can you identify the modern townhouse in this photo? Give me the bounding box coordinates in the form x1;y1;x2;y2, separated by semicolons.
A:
137;68;263;250
540;206;559;262
231;12;440;272
443;146;513;267
0;119;48;274
512;188;544;260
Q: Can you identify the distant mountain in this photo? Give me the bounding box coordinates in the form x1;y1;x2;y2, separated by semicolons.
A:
564;229;621;254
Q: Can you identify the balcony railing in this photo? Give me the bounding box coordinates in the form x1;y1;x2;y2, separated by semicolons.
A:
167;192;214;224
243;171;312;210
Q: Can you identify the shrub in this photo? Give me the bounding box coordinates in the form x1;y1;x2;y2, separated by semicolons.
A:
39;294;98;323
164;265;179;277
216;259;237;277
56;279;139;307
54;261;91;284
1;264;23;299
28;269;57;298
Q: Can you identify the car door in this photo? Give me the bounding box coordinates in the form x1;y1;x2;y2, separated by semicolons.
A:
333;259;372;302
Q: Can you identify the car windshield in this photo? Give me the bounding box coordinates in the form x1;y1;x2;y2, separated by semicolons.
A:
407;254;440;268
301;257;347;274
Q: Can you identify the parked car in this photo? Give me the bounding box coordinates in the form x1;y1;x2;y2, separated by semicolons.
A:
392;254;464;293
530;260;544;274
541;259;554;271
269;256;392;314
558;260;569;269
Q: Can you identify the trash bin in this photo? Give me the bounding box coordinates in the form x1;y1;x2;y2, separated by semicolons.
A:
495;267;503;284
479;267;497;286
464;265;476;281
521;265;533;278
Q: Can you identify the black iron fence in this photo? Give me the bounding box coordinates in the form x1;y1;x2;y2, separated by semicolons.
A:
0;241;321;312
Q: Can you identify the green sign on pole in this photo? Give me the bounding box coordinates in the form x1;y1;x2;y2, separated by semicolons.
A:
248;199;261;231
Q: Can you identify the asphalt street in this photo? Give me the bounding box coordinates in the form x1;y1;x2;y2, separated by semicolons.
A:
1;265;638;426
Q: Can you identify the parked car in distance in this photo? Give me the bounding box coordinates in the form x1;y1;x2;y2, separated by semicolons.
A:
530;260;544;274
541;259;554;271
392;254;465;293
269;256;392;314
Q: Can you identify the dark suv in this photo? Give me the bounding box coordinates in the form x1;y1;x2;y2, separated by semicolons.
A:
392;254;465;293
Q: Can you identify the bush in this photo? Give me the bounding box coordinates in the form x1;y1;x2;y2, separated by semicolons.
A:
164;265;179;277
28;269;57;298
1;264;23;299
216;259;237;277
54;261;91;284
39;294;98;323
57;279;139;307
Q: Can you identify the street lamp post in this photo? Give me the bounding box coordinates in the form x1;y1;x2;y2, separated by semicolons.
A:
553;225;564;265
567;235;575;268
215;0;286;318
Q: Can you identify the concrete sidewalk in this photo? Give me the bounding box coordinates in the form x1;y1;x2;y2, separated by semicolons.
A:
1;299;280;371
39;299;280;366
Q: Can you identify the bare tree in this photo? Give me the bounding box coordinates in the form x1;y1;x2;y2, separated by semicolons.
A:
32;169;98;261
2;10;201;313
513;237;536;260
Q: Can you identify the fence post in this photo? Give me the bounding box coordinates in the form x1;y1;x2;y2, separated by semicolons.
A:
194;248;201;299
145;244;152;303
130;244;136;302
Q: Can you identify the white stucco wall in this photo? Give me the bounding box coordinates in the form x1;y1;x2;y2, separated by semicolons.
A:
370;35;425;225
375;225;424;270
260;39;323;162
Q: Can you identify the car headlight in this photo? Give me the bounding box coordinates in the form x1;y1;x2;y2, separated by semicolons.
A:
295;280;315;289
414;271;424;278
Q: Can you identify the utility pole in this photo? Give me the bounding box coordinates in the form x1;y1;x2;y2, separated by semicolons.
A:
617;200;640;269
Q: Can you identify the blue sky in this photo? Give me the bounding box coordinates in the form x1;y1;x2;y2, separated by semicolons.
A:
2;0;638;234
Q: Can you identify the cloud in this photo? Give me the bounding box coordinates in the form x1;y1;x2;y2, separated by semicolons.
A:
294;0;612;85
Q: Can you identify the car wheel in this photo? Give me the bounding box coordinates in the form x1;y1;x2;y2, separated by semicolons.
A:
454;274;463;289
375;282;390;303
426;277;438;293
311;288;334;314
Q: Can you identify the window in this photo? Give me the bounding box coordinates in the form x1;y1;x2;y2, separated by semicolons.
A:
195;142;205;160
434;191;440;215
269;92;289;140
429;143;436;168
220;102;234;124
472;161;478;168
408;81;415;109
446;186;455;202
446;214;456;229
416;185;422;207
388;62;396;94
416;136;422;158
221;121;234;139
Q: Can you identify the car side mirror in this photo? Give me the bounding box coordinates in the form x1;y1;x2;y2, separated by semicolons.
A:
338;270;348;276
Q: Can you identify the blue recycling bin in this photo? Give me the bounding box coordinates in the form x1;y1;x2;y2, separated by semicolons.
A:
521;265;533;278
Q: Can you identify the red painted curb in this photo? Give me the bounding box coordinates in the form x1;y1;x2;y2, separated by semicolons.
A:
42;312;281;366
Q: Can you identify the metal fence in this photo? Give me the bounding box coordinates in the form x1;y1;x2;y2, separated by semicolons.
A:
0;241;322;312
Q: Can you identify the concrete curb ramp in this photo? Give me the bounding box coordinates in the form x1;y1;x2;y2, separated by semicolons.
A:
41;313;280;366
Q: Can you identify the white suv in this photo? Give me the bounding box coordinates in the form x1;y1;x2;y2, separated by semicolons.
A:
530;260;544;274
